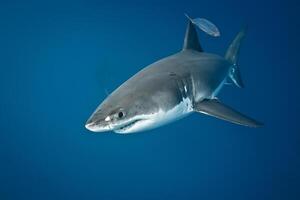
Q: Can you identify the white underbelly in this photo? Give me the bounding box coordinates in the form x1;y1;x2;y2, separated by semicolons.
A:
151;97;193;129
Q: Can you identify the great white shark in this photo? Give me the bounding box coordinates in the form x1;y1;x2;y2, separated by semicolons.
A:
85;17;262;134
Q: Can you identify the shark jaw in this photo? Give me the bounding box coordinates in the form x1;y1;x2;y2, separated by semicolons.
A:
113;97;193;134
113;118;147;134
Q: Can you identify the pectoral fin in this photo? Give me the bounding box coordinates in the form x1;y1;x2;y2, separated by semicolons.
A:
194;99;263;127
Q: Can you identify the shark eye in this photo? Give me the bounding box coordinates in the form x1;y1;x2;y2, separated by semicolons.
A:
118;111;124;118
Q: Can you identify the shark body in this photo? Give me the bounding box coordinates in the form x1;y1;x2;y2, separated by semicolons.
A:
85;18;262;134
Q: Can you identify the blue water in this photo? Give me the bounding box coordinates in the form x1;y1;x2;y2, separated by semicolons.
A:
0;1;299;199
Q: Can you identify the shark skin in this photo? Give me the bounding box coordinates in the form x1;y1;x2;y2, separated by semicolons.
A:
85;19;262;134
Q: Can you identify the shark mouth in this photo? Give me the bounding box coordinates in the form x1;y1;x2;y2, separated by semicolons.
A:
114;118;145;133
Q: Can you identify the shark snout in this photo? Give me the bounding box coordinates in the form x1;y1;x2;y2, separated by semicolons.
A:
85;121;97;131
85;117;111;132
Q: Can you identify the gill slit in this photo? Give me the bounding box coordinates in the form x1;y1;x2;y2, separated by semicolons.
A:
175;73;194;105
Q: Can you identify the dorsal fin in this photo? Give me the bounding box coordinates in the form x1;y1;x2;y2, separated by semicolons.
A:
182;17;203;52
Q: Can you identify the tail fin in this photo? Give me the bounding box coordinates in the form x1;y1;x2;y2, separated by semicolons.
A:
225;27;247;88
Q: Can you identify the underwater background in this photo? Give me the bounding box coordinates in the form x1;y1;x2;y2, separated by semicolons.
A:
0;0;299;199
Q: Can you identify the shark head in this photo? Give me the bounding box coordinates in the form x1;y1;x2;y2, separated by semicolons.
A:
85;77;193;134
85;90;163;134
85;66;196;134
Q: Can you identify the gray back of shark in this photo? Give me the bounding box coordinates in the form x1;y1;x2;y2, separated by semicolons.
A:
85;19;262;134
